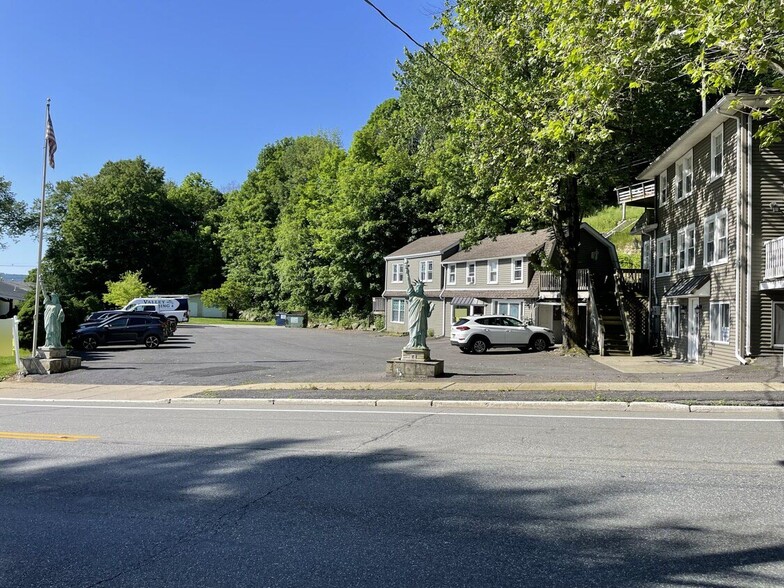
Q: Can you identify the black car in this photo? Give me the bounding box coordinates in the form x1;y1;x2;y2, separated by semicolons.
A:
72;315;168;350
83;310;175;335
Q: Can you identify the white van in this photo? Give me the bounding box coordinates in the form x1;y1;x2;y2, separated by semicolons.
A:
122;296;189;323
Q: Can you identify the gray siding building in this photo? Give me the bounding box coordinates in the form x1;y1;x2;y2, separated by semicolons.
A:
618;92;784;368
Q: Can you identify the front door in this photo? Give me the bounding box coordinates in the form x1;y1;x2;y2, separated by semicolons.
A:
688;298;700;362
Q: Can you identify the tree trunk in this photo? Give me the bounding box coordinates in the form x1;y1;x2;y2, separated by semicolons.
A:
552;172;581;350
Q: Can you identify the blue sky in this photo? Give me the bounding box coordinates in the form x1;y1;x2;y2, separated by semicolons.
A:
0;0;443;272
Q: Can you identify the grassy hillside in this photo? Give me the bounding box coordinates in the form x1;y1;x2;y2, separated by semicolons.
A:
583;205;645;268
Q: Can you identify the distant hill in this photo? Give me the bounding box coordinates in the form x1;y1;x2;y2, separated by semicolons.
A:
0;273;27;282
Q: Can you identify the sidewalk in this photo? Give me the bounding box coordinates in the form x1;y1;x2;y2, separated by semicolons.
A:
2;377;784;409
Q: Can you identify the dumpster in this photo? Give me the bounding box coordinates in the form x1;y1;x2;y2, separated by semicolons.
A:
274;312;287;327
285;311;307;328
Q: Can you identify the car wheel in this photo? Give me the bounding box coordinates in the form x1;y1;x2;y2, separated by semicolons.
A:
144;334;161;349
82;336;98;351
470;337;489;354
529;334;549;352
459;346;471;353
167;318;177;332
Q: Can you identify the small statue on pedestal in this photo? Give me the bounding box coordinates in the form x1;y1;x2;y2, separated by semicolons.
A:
43;291;65;348
404;260;434;351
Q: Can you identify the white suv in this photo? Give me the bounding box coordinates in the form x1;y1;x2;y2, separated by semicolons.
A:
450;315;555;354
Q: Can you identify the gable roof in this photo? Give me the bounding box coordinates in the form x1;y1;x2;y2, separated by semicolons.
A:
638;93;773;180
444;230;551;263
385;232;465;260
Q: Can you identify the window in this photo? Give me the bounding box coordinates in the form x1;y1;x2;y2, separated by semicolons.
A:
709;301;730;344
676;224;696;272
496;301;520;319
675;151;693;200
658;172;668;206
666;305;680;338
446;264;456;285
774;303;784;347
711;125;724;179
704;210;728;265
487;259;499;284
391;299;405;323
391;263;403;283
466;262;476;284
642;239;651;270
511;258;525;283
656;235;671;276
419;260;433;282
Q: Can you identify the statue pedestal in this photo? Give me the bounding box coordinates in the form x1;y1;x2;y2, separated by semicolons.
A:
21;347;82;375
386;346;444;379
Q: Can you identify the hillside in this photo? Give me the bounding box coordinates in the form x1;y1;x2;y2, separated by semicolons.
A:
583;206;644;269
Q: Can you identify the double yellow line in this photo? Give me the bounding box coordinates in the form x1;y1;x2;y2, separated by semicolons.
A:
0;431;99;442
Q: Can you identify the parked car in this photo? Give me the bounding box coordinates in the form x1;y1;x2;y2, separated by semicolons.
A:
450;315;555;353
72;315;168;350
83;310;175;335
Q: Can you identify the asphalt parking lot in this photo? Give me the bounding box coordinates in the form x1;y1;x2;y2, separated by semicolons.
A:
27;324;622;386
22;323;784;390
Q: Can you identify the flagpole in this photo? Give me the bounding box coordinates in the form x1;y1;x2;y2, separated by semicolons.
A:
32;98;51;353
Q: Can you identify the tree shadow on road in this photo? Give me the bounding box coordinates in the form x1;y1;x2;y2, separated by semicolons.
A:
1;435;782;587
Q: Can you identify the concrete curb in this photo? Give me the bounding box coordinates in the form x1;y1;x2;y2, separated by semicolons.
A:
2;396;783;413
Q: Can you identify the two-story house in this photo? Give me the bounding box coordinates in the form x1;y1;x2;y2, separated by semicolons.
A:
381;232;464;339
382;225;632;350
617;92;784;368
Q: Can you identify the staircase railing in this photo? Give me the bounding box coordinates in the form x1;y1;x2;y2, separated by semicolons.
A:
613;271;635;356
587;271;605;356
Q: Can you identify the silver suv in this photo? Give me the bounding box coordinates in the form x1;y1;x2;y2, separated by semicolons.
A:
450;315;555;354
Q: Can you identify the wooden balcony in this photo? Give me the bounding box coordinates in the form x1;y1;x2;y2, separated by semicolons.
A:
540;269;590;292
618;268;649;295
615;180;656;207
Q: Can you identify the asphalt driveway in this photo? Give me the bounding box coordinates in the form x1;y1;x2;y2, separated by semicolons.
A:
22;324;623;386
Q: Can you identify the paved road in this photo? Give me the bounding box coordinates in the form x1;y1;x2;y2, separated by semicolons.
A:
1;401;783;587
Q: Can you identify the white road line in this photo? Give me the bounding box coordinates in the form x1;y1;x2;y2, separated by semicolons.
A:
0;402;781;422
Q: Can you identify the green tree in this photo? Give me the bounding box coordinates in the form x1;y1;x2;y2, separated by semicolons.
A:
164;173;224;293
0;177;35;248
201;278;252;317
315;99;439;314
102;270;153;307
220;135;344;316
395;1;708;349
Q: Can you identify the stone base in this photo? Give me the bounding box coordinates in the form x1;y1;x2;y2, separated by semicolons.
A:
22;347;82;375
386;357;444;379
400;347;431;362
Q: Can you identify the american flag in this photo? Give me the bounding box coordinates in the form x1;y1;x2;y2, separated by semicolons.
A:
46;112;57;168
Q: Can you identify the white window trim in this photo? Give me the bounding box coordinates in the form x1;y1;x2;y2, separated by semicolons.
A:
656;235;671;277
391;299;405;324
711;125;724;181
391;263;403;283
709;300;731;345
675;150;694;201
446;264;456;285
511;258;525;283
658;171;668;207
666;304;680;339
676;224;696;273
466;262;476;285
419;260;433;282
496;301;521;319
704;209;729;267
487;259;499;285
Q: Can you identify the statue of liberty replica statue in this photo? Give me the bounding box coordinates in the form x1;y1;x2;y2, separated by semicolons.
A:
403;260;433;351
386;259;443;378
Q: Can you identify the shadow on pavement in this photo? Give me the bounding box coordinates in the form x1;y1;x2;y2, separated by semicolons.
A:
1;439;782;586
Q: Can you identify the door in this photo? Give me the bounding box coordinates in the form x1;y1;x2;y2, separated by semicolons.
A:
687;298;700;362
